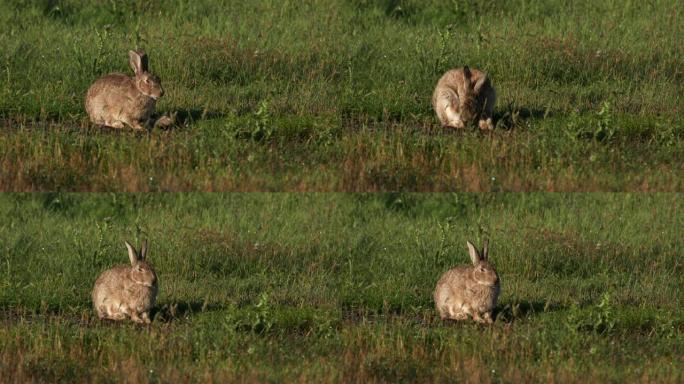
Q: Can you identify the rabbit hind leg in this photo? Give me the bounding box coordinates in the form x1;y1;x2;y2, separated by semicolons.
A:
128;120;148;131
104;304;127;320
118;115;146;130
129;311;146;324
447;303;469;321
472;311;493;324
103;119;125;129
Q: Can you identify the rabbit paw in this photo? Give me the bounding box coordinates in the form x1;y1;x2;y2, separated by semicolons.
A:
478;118;493;131
154;113;176;128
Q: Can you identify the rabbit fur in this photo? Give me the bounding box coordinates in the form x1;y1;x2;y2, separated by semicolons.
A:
434;240;500;324
432;66;496;130
85;50;172;130
92;240;158;324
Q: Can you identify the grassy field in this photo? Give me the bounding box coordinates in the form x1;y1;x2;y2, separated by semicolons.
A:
1;0;683;191
1;193;682;382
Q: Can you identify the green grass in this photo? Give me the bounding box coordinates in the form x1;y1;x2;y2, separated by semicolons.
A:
1;0;683;191
1;193;683;382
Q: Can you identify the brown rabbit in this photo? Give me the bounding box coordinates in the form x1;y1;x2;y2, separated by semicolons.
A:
434;240;500;324
92;240;158;324
85;50;172;130
432;66;496;130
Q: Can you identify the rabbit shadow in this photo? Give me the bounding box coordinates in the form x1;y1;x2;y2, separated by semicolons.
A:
152;300;225;323
429;300;562;327
170;108;226;126
494;105;554;131
494;300;562;323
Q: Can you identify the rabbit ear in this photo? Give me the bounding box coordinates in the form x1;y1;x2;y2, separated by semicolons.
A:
125;241;140;265
140;239;148;260
482;239;489;260
128;50;149;75
473;74;488;94
455;66;471;99
467;240;481;264
462;66;472;89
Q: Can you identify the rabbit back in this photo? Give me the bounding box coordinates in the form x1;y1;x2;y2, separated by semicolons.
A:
85;74;156;129
432;67;496;129
434;266;471;319
434;265;500;321
92;265;157;321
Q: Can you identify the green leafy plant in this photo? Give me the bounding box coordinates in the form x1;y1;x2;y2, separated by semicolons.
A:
565;293;617;335
223;293;274;334
232;101;275;142
567;101;617;143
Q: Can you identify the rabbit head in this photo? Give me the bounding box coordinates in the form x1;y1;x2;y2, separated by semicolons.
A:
466;239;499;286
456;66;489;125
125;240;157;287
129;50;164;100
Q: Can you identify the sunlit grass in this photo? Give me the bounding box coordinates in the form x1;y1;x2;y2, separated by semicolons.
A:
1;193;683;382
1;0;683;191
